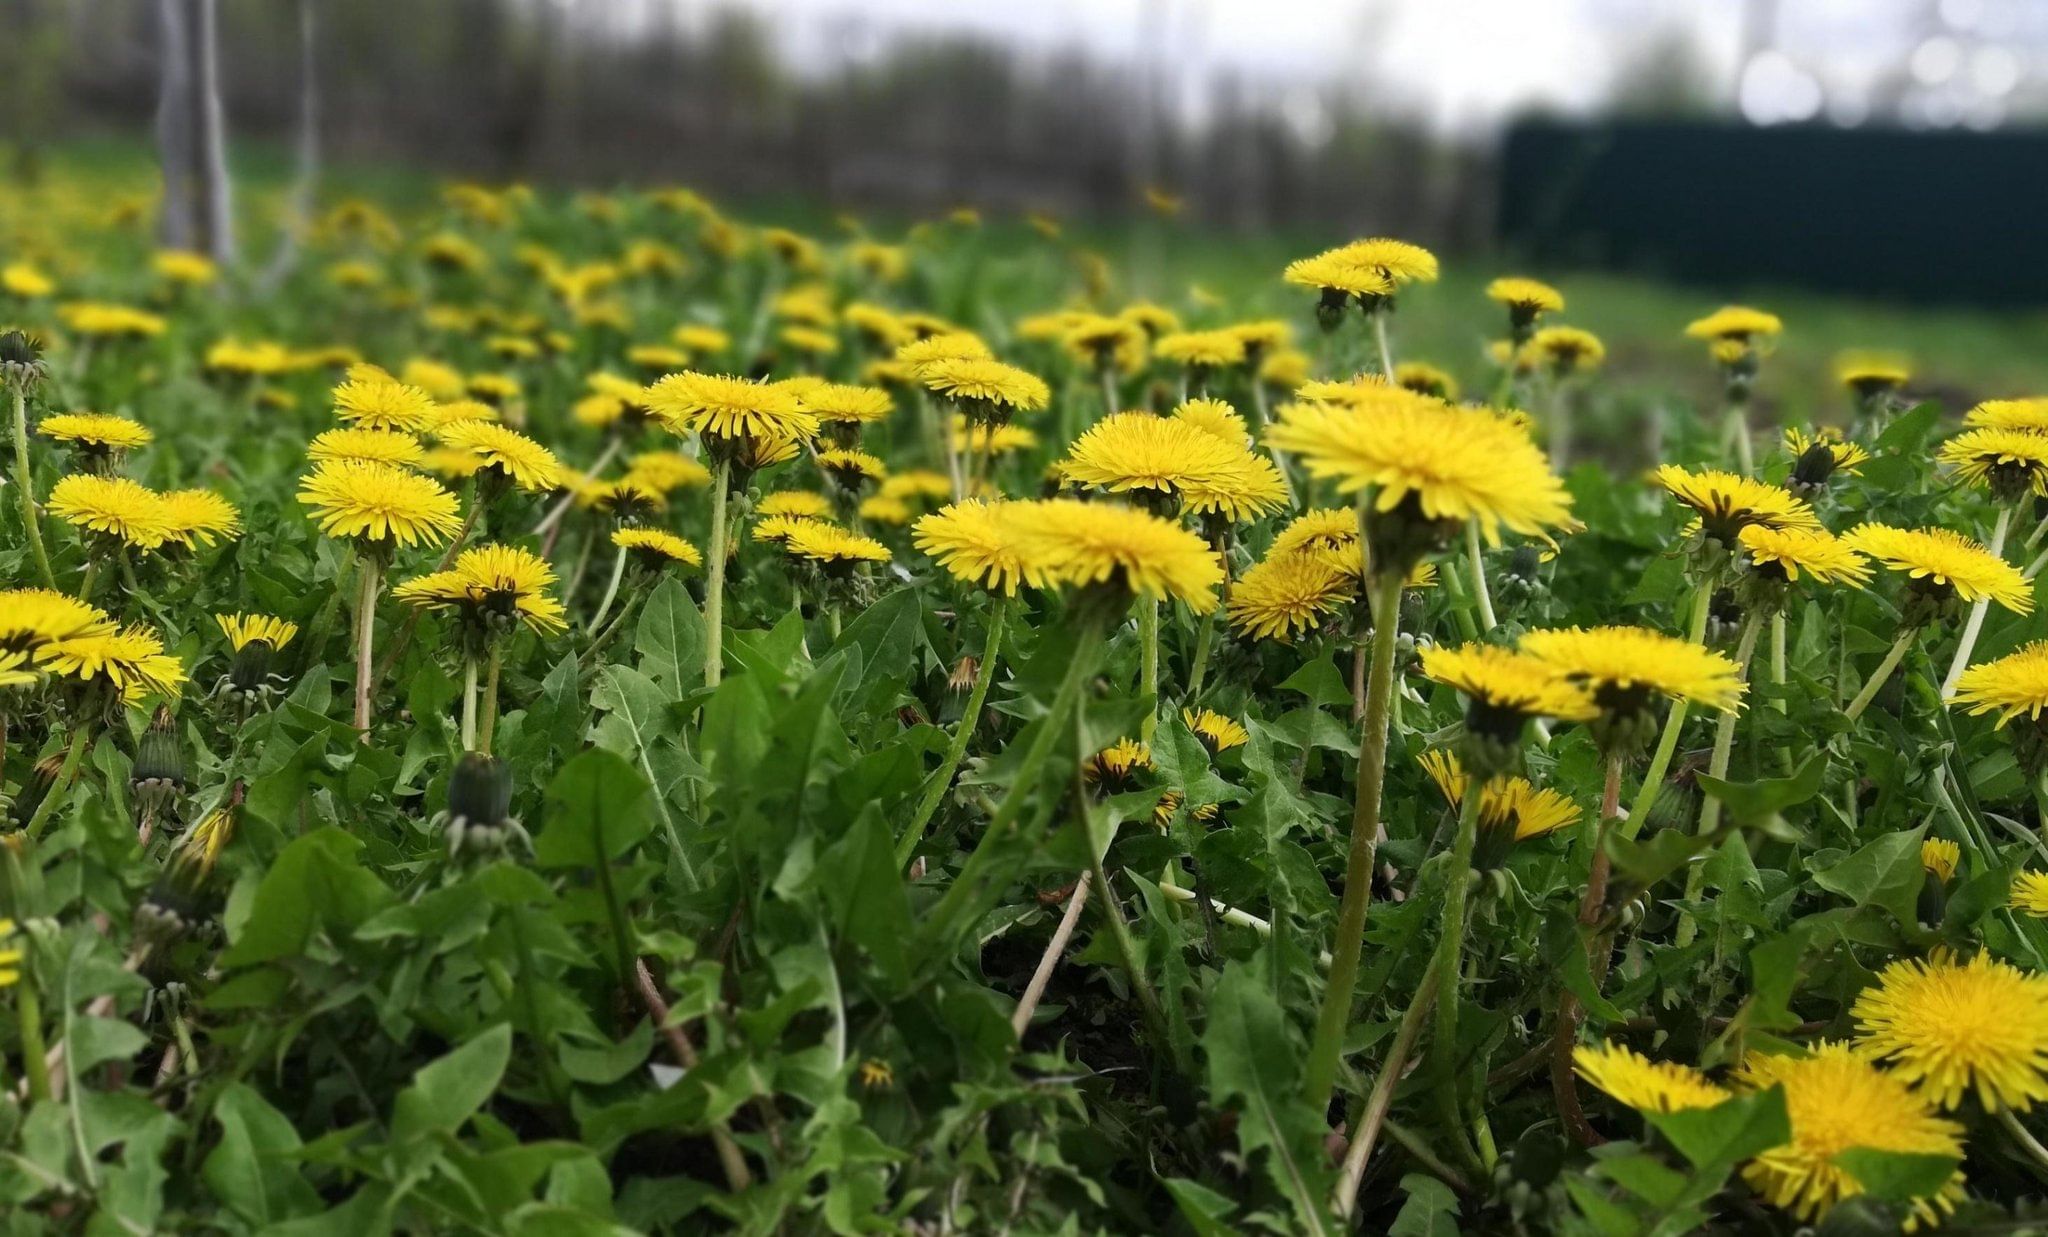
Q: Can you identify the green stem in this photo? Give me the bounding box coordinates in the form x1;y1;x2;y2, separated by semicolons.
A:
1371;309;1395;376
704;461;730;687
1770;612;1788;715
478;641;503;755
1942;504;2013;697
12;387;55;590
461;655;479;751
351;554;384;733
1139;599;1160;742
1997;1105;2048;1180
1844;628;1919;721
588;542;629;634
1464;522;1497;634
1184;605;1217;704
1429;777;1487;1156
1622;578;1714;839
76;558;97;603
1303;567;1405;1107
25;723;92;839
1677;611;1764;947
16;963;50;1103
899;595;1010;869
1336;954;1440;1218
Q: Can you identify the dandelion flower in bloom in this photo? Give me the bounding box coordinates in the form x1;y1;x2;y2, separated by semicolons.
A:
1011;499;1223;614
802;382;894;433
1265;398;1573;548
216;613;299;651
298;460;464;550
1853;950;2048;1112
1085;737;1152;788
1572;1042;1728;1114
1486;276;1564;331
1182;708;1249;753
1060;412;1252;505
784;521;892;570
48;474;174;549
860;496;912;526
1421;642;1600;734
919;358;1051;421
1394;361;1459;400
896;332;992;376
817;449;887;493
38;623;186;701
881;470;955;505
1521;626;1747;717
2012;872;2048;917
1836;351;1911;396
160;489;242;549
1938;426;2048;500
1417;750;1580;863
37;413;153;466
435;419;564;493
1737;1044;1965;1228
1920;838;1960;885
1962;398;2048;433
1153;329;1247;371
0;650;38;690
1783;426;1869;495
1227;550;1351;641
1950;640;2048;724
0;589;111;651
1525;326;1606;376
1846;524;2032;616
612;528;702;570
914;500;1031;595
621;450;712;495
755;514;829;546
1333;237;1439;286
393;544;568;634
643;371;819;447
309;427;426;468
1282;250;1393;318
1653;466;1818;545
759;491;834;520
58;301;167;340
1172;398;1249;446
1736;526;1871;586
1685;305;1783;344
1271;507;1362;557
332;377;438;433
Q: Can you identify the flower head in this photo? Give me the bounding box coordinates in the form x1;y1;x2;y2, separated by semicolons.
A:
1950;640;2048;725
1921;838;1961;884
643;372;819;444
2013;872;2048;918
0;589;112;652
332;377;438;432
434;419;563;492
919;358;1050;419
1737;526;1870;586
1394;361;1459;401
216;613;299;652
1783;427;1869;494
784;521;892;569
1418;749;1582;844
1853;949;2048;1112
1011;499;1223;614
1486;276;1564;327
1573;1042;1728;1114
1521;625;1746;720
1182;708;1249;753
160;488;242;549
1737;1044;1965;1227
914;500;1031;595
1153;329;1247;370
1685;306;1783;343
1962;398;2048;433
1836;351;1911;395
48;474;173;548
1173;398;1249;445
393;544;567;634
1847;523;2032;616
1085;738;1152;788
37;413;154;461
298;460;464;550
1227;549;1351;641
1060;412;1262;510
1653;466;1818;545
1525;326;1606;375
1938;426;2048;501
38;623;186;701
1421;642;1600;746
612;528;702;570
308;427;426;467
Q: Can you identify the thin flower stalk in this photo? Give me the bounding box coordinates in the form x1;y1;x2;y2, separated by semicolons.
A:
704;459;732;687
1623;577;1715;839
1845;629;1919;721
11;387;55;589
1941;504;2013;697
898;596;1012;868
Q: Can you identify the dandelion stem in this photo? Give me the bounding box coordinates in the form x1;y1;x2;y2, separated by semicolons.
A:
2028;510;2048;553
1770;611;1788;715
1844;628;1919;721
1371;309;1396;377
351;554;384;733
478;641;503;754
11;386;56;590
1623;577;1714;839
1428;778;1487;1161
1550;750;1625;1146
534;435;621;541
1336;953;1441;1218
704;460;731;687
16;964;50;1104
461;654;479;751
1677;610;1764;947
1304;567;1405;1107
1464;522;1497;633
1942;504;2013;697
25;722;93;840
1139;599;1160;742
588;542;629;634
1997;1105;2048;1180
1010;877;1088;1038
1184;605;1217;703
76;558;97;603
899;595;1010;869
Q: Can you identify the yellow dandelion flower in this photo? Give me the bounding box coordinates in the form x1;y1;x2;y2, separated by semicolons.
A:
919;358;1051;415
1953;640;2048;724
1921;838;1960;884
298;460;464;549
1737;526;1871;586
1085;737;1152;787
400;358;467;400
951;421;1039;455
1061;314;1149;374
627;343;690;372
1836;351;1911;393
784;521;892;568
642;371;819;443
1182;708;1248;752
759;491;834;520
896;332;992;376
1846;524;2032;614
216;613;299;651
1227;549;1351;641
1962;398;2048;433
0;919;19;987
1573;1042;1728;1114
612;528;702;569
1486;276;1564;319
1061;411;1252;500
1258;348;1312;389
1525;326;1606;374
860;495;912;526
393;544;567;633
1653;465;1819;543
169;804;238;887
1738;1044;1965;1228
780;325;839;356
1173;398;1249;445
1421;642;1599;725
914;500;1029;595
0;649;38;690
37;412;154;454
755;514;829;545
1521;625;1747;713
2012;872;2048;917
1282;250;1393;301
434;419;563;492
881;470;954;503
38;623;186;701
1011;499;1223;613
0;589;112;651
1854;950;2048;1112
153;250;218;286
160;488;242;548
1334;237;1439;284
308;427;426;467
58;302;167;339
802;383;894;426
1417;749;1582;842
817;449;887;485
1154;329;1247;370
1229;319;1293;353
622;450;712;494
48;474;174;548
674;324;731;355
1939;426;2048;498
1685;305;1783;342
1271;507;1361;557
333;377;437;432
3;261;55;298
1394;361;1459;401
1783;426;1870;478
1181;453;1290;523
1265;398;1573;546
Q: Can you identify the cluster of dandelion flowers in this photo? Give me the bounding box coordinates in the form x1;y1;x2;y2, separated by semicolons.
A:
1421;642;1596;770
298;460;464;554
1846;523;2032;625
1011;499;1222;617
613;529;702;572
48;474;176;549
38;623;186;704
1264;396;1573;569
434;419;563;494
1737;1044;1966;1228
332;377;438;433
919;357;1050;426
1521;625;1746;754
1486;276;1564;340
1653;465;1818;550
1181;708;1248;754
394;544;568;638
1852;950;2048;1112
1938;426;2048;503
915;500;1029;596
1572;1042;1729;1115
37;413;153;471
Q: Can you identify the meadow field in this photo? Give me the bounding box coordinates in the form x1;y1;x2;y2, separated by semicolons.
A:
3;141;2048;1234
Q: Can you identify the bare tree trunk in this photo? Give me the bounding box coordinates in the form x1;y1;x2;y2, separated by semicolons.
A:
191;0;234;266
260;0;319;292
154;0;197;251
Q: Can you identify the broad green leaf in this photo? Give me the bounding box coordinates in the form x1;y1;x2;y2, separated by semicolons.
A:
1696;755;1824;823
634;577;704;696
1811;826;1927;923
392;1023;512;1141
1834;1147;1960;1203
534;748;654;868
1203;960;1332;1236
1644;1086;1790;1171
1388;1172;1461;1236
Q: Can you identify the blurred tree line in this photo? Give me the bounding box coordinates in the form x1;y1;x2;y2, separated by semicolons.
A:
8;0;1489;244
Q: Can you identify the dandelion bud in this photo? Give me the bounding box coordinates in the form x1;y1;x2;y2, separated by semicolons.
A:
130;706;188;819
441;752;526;858
0;328;47;391
1789;442;1842;496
